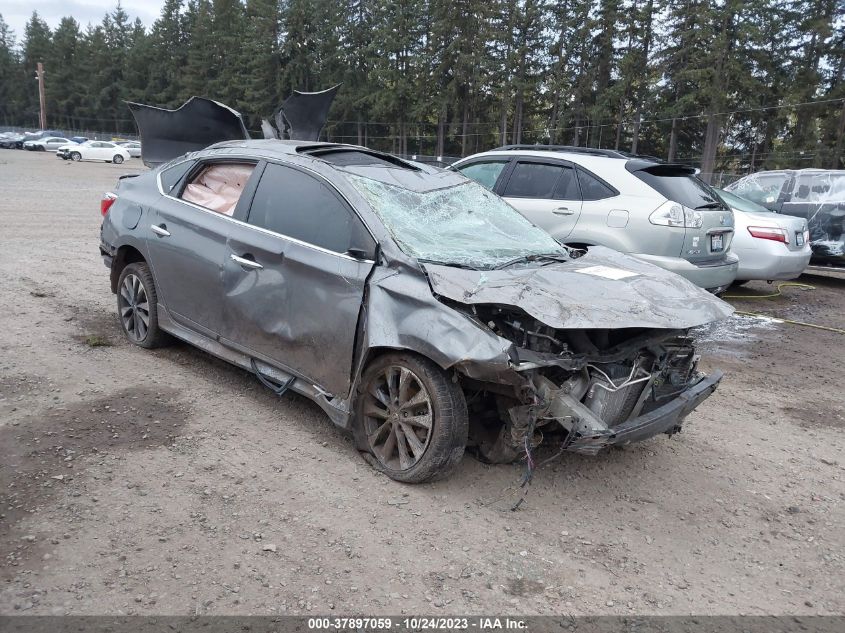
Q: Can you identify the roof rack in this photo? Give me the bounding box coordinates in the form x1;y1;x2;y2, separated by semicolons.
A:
490;144;630;159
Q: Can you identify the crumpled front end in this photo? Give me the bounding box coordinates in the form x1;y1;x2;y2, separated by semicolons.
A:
415;249;733;461
451;302;721;461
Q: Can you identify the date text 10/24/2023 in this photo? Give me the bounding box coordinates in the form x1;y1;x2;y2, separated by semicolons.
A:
307;617;528;630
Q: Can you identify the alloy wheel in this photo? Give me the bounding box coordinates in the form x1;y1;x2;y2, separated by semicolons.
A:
118;273;150;342
362;365;433;471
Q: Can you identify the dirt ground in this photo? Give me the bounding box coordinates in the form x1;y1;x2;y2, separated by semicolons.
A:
1;149;843;617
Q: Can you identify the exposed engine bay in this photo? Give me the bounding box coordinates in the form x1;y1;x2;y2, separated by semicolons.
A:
459;305;712;462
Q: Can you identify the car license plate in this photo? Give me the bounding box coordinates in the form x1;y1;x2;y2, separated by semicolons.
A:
796;232;804;246
710;233;724;252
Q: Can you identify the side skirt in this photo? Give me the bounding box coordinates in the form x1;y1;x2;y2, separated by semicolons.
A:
157;304;353;428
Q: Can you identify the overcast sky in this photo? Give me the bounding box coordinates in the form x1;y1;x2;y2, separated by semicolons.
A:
4;1;165;42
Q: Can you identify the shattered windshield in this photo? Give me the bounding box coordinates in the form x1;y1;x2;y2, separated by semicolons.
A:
346;175;567;269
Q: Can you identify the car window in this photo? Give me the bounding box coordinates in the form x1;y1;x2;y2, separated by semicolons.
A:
727;173;788;206
180;162;255;216
632;166;724;209
502;162;565;198
576;168;617;201
101;142;116;148
160;160;194;193
553;166;581;200
247;162;358;253
789;172;845;203
455;161;508;190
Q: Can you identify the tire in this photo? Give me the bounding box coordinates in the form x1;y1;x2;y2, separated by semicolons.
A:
70;152;81;161
116;262;171;349
355;352;467;483
112;154;124;164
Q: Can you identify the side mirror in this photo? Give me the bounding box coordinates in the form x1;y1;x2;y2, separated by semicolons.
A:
346;246;374;261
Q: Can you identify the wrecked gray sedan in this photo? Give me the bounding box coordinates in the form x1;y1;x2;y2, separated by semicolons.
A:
99;140;732;482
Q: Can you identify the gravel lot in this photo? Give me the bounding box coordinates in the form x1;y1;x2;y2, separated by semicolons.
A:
1;149;843;616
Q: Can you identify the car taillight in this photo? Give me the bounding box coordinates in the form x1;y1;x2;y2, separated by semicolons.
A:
648;201;703;228
101;192;117;216
748;226;787;243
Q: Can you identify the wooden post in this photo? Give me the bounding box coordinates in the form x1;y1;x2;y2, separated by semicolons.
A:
36;62;47;129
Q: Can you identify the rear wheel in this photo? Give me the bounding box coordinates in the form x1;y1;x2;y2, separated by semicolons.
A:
116;262;170;349
112;154;124;164
70;151;81;161
355;353;467;483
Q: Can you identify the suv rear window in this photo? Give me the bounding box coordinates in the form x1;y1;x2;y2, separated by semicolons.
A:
632;165;726;210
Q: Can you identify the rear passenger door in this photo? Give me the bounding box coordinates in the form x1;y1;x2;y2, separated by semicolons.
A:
219;161;376;397
496;159;583;239
146;159;259;337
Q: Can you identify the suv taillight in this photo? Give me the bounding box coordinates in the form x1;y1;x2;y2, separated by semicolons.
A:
648;201;703;228
101;192;117;216
748;226;788;243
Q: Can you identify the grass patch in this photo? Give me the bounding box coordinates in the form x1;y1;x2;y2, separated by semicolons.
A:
80;334;113;347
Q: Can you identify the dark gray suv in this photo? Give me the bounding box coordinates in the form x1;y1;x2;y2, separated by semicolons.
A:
99;140;731;482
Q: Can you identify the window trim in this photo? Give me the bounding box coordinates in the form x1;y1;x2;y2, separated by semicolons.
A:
157;154;377;263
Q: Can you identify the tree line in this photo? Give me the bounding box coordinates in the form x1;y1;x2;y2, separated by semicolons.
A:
0;0;843;179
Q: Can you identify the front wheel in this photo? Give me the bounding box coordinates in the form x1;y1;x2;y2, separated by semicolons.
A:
112;154;124;164
116;262;171;349
355;353;467;483
70;152;81;161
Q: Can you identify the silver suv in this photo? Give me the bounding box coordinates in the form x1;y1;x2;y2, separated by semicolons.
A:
452;146;739;292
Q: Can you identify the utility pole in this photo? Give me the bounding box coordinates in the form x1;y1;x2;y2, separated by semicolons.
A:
36;62;46;130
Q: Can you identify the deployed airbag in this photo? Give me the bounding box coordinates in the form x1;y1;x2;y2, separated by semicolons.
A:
182;163;254;215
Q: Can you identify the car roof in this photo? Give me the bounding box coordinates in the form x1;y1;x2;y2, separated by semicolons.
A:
459;147;644;174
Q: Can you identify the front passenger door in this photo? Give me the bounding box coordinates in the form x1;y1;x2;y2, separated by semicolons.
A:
498;160;583;239
219;162;376;397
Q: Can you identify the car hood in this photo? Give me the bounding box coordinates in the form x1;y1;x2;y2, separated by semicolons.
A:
421;246;733;330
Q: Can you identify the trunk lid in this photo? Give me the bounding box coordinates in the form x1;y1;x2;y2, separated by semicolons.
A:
628;162;734;264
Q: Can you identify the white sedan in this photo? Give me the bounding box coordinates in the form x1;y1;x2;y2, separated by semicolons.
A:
57;140;131;164
717;189;811;282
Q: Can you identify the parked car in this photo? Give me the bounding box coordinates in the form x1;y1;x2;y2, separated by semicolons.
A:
116;141;142;157
23;136;72;152
100;139;731;482
70;136;89;144
0;132;23;149
451;146;739;293
716;189;811;282
57;140;131;163
726;169;845;266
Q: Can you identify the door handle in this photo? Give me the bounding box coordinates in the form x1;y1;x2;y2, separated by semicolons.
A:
230;254;264;270
150;224;170;237
552;207;575;216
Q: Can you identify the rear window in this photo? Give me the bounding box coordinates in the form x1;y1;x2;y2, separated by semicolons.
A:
727;173;788;206
633;166;726;210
